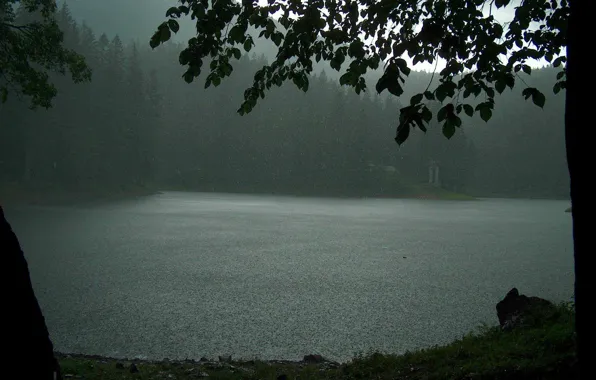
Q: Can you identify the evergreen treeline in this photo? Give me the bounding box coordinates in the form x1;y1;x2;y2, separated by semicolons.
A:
0;3;568;199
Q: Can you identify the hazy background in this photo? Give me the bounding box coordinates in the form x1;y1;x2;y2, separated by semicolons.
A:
0;0;568;200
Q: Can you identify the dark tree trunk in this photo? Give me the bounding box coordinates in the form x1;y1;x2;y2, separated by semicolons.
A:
0;206;60;379
565;1;590;378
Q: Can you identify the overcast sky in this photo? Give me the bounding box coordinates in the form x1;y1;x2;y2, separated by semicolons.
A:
64;0;551;71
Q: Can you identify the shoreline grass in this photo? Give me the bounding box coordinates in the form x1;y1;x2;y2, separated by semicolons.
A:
57;303;576;380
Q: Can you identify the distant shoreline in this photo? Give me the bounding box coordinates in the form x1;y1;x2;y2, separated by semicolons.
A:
1;182;477;205
3;183;574;207
158;185;478;201
0;184;157;206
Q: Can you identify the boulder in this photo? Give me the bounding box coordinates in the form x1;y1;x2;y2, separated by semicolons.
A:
218;355;232;363
303;354;326;363
496;288;554;330
129;363;139;373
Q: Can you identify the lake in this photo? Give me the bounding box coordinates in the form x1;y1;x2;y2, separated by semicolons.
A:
4;192;574;362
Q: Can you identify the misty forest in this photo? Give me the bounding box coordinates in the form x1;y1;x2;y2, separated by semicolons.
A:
0;1;581;380
0;3;568;200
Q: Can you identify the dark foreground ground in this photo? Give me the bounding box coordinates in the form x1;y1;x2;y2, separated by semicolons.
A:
57;303;577;380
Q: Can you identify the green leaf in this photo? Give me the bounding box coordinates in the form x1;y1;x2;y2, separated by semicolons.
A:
244;39;252;52
399;105;414;125
179;5;190;15
192;4;205;19
222;63;233;77
229;25;244;43
302;77;309;92
424;91;435;100
348;41;365;59
443;120;456;139
495;80;506;94
480;107;492;122
387;81;404;97
272;32;283;47
437;105;448;122
532;90;546;108
395;124;410;145
556;71;565;80
241;101;253;114
233;48;241;60
179;49;191;65
553;56;566;68
395;58;411;76
545;52;553;62
473;85;482;97
160;24;171;42
413;115;427;132
436;86;447;102
150;33;161;49
522;87;536;100
463;104;474;117
505;75;515;89
421;107;432;123
453;115;462;127
212;75;221;87
376;72;402;96
166;7;181;17
410;93;423;106
183;71;194;83
522;64;531;75
168;20;180;33
553;82;562;94
330;50;346;71
339;73;351;86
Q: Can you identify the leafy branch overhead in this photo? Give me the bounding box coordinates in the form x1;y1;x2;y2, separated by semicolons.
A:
0;0;91;108
151;0;568;144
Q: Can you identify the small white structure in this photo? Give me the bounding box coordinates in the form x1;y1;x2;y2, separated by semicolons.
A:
428;159;440;187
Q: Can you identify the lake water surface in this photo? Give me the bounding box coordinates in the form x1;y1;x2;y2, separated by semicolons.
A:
5;192;574;362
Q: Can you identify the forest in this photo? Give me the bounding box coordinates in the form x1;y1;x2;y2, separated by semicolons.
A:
0;3;569;199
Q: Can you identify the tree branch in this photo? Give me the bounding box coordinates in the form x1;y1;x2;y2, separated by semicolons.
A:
423;54;439;94
0;22;36;37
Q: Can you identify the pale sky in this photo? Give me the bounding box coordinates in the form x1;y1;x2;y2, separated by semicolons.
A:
256;0;551;72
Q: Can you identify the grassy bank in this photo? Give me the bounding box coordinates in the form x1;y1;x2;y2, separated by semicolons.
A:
57;303;576;380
